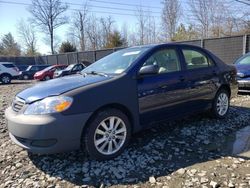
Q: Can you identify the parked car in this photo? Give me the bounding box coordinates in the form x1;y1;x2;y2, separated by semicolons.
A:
5;44;238;160
234;52;250;92
0;62;20;84
53;63;86;78
16;65;29;72
34;65;67;81
20;65;50;80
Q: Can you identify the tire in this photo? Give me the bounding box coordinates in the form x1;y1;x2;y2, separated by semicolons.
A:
23;75;29;80
211;89;230;119
0;74;11;84
44;75;51;80
82;108;131;160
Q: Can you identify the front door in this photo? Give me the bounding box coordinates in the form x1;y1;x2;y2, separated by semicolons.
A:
137;48;190;125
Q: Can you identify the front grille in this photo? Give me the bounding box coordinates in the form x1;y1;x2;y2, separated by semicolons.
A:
12;97;25;112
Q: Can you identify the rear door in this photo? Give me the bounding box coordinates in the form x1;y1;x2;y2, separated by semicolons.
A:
137;47;190;125
180;48;218;109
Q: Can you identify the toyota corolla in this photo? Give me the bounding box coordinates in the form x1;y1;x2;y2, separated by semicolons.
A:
5;44;238;160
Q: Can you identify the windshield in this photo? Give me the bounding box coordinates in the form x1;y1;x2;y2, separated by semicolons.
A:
26;66;32;71
82;47;149;74
65;64;75;70
236;54;250;65
42;66;54;72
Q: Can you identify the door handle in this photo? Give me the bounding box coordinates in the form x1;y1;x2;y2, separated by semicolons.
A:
159;84;168;89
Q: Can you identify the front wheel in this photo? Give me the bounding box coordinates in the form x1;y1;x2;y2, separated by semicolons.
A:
0;74;11;84
82;108;131;160
44;75;51;80
211;89;230;118
23;75;29;80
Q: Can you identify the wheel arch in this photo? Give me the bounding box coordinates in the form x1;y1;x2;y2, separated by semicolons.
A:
0;72;12;78
218;84;231;98
81;103;135;139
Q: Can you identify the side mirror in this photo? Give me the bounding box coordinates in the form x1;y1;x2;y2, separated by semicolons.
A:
139;65;159;76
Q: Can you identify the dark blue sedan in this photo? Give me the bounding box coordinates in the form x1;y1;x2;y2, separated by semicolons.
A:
234;52;250;92
5;44;238;160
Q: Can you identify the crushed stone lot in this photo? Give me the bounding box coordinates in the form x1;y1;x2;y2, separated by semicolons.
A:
0;80;250;188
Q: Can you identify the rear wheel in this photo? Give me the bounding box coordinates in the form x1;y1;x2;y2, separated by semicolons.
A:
211;89;229;118
82;108;131;160
23;75;29;80
0;74;11;84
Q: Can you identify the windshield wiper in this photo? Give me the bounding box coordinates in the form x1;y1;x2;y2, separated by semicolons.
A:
85;71;108;77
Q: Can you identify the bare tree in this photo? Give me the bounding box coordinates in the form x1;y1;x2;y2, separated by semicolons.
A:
86;15;101;50
136;6;148;45
29;0;68;54
121;22;128;46
146;13;158;44
189;0;230;38
162;0;181;41
70;2;88;51
17;19;37;56
100;16;114;47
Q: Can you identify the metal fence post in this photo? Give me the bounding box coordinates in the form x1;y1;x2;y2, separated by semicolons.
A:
201;38;204;48
76;52;79;63
243;35;247;55
66;53;69;65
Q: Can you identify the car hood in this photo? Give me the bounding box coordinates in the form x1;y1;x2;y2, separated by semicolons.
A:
17;74;112;103
35;70;44;75
235;64;250;77
235;64;250;72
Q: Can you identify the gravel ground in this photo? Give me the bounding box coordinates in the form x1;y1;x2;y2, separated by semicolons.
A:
0;80;250;188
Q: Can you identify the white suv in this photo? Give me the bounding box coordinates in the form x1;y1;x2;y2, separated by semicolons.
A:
0;62;20;84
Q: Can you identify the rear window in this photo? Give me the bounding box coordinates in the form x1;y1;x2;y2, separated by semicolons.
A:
2;64;16;68
182;49;214;70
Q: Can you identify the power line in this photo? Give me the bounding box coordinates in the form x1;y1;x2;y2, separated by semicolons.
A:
66;2;161;14
89;0;161;9
235;0;250;5
0;0;161;18
0;0;161;14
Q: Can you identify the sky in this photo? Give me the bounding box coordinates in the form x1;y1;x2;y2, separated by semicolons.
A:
0;0;248;55
0;0;163;54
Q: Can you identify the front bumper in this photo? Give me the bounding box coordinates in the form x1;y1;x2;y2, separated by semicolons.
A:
238;78;250;91
34;74;43;80
5;107;92;154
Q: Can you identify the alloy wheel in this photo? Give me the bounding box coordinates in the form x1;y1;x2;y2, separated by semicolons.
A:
216;93;229;116
94;116;127;155
2;76;10;84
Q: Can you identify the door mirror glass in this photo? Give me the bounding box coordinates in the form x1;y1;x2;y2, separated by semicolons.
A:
139;65;159;75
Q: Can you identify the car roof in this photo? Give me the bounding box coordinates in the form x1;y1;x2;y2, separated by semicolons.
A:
127;43;203;51
0;62;14;64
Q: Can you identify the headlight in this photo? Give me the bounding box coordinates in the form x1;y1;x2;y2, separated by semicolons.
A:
237;72;245;78
24;96;73;115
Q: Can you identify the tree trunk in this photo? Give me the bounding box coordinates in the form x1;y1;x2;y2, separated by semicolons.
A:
50;30;54;54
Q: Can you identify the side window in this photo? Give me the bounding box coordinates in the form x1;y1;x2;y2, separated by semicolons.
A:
3;64;15;68
142;49;181;74
182;49;213;69
72;65;81;71
30;66;37;71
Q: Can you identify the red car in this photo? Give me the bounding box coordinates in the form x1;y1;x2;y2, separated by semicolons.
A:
34;65;67;81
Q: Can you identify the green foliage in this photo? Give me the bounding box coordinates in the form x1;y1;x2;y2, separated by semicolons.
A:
105;31;126;48
172;24;199;41
59;41;77;53
0;33;21;56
